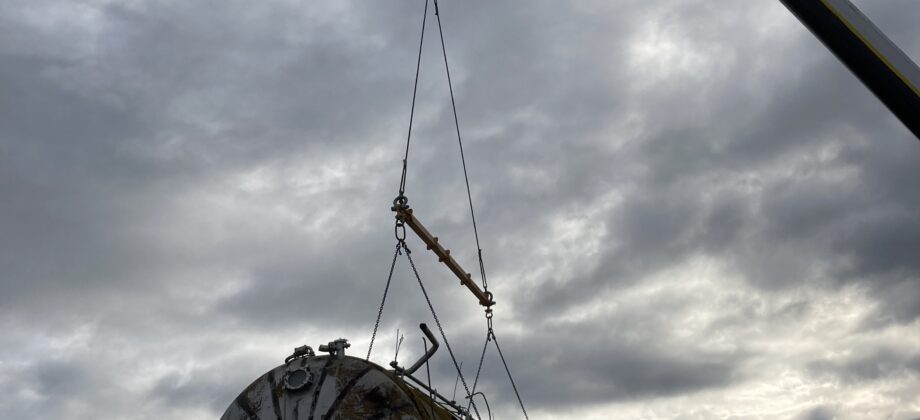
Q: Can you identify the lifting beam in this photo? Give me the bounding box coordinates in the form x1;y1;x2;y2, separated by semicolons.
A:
394;205;495;307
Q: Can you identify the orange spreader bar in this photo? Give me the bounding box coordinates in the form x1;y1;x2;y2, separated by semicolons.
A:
395;206;495;307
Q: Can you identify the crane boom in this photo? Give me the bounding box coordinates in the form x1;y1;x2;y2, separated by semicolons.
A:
778;0;920;140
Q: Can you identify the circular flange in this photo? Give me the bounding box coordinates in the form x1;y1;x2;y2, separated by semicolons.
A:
283;367;314;392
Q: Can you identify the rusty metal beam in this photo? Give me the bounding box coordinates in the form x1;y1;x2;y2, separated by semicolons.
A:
395;206;495;307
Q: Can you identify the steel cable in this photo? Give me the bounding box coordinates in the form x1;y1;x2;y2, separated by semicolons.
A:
378;1;529;418
493;331;529;420
397;0;430;197
433;2;529;418
432;0;489;292
466;328;490;411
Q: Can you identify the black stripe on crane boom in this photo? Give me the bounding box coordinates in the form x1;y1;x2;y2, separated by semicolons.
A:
778;0;920;140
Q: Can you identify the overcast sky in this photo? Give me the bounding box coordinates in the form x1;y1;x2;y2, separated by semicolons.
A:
2;0;919;419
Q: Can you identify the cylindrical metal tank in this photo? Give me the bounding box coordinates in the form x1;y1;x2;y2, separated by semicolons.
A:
222;340;459;420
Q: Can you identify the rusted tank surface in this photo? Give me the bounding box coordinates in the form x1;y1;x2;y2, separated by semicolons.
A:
222;342;459;420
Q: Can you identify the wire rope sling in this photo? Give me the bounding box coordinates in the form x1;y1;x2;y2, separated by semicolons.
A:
365;1;529;419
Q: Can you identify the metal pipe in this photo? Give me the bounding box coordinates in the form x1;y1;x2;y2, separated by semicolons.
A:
405;323;439;375
402;371;470;418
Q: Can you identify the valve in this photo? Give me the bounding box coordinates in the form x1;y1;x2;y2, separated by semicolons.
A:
319;338;351;358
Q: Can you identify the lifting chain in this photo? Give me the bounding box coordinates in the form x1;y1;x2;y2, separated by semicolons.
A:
367;198;411;361
366;242;402;361
402;242;473;399
372;0;530;417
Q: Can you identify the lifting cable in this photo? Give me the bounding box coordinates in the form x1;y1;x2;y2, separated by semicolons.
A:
368;0;529;418
493;331;529;419
467;318;529;419
396;0;429;201
432;0;489;293
431;0;529;417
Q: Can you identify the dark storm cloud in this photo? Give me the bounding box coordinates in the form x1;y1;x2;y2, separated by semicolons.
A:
517;36;920;320
0;0;423;312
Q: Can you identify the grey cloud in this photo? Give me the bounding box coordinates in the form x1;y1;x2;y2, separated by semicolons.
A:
798;405;837;420
807;346;920;383
3;0;920;418
31;359;99;400
379;316;745;413
488;326;743;407
150;366;251;413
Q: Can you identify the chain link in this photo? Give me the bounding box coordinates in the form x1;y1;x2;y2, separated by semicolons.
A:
366;242;402;360
402;242;477;412
378;0;528;417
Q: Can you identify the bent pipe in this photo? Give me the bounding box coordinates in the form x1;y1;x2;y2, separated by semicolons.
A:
405;323;439;375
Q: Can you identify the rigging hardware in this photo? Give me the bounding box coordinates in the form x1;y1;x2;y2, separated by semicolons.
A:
372;0;529;417
393;203;495;307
